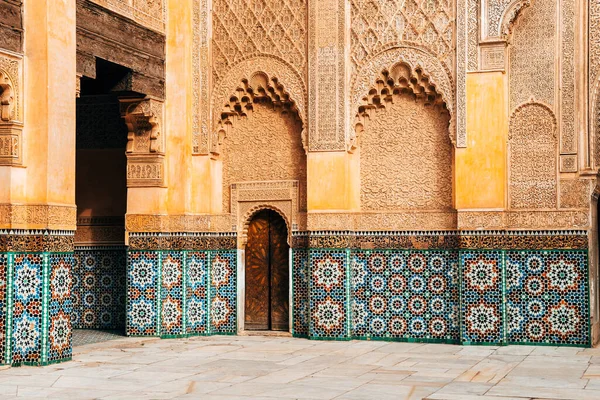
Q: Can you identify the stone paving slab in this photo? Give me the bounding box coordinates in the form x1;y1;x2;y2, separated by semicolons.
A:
0;335;600;399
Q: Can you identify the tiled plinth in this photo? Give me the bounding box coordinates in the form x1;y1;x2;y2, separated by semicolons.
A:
293;231;591;347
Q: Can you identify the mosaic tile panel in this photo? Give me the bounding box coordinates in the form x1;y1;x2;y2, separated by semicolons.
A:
160;252;184;336
460;251;504;344
73;249;126;330
351;250;459;342
210;251;237;334
0;254;6;362
292;249;309;337
186;252;208;335
11;254;43;364
506;251;589;346
47;254;73;362
309;250;349;339
127;252;159;336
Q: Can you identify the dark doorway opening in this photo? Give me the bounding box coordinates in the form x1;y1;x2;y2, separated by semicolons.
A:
245;210;290;331
73;58;131;345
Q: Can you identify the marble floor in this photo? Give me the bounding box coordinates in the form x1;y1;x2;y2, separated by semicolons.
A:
1;335;600;399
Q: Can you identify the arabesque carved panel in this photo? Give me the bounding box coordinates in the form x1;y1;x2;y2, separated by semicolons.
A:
360;94;452;212
509;102;557;209
509;0;556;110
222;104;307;214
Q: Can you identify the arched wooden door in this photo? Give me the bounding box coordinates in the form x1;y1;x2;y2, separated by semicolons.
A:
245;210;289;331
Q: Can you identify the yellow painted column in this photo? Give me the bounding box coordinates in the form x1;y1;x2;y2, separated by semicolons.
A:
455;71;508;212
165;0;193;216
9;0;77;230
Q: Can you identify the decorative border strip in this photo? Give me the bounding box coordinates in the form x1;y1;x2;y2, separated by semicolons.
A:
298;231;588;250
128;232;237;251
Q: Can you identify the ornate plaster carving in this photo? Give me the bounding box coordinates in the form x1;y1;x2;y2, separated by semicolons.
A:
351;46;455;147
359;94;453;214
508;0;556;110
308;0;346;151
457;210;590;230
349;0;454;78
0;204;77;231
352;62;449;152
498;0;532;37
0;53;22;166
119;97;165;187
593;79;600;168
192;0;211;154
306;212;458;232
350;0;458;147
212;0;306;85
509;100;557;209
466;0;479;71
221;104;306;214
213;71;305;157
209;56;307;157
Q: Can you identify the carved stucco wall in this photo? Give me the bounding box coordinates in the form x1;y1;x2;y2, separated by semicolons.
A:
350;0;453;77
201;0;308;155
509;102;557;209
360;95;452;212
509;0;555;111
350;0;456;147
212;0;306;84
221;104;307;213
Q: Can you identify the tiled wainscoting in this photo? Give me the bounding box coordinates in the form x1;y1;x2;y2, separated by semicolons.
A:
292;231;591;347
126;233;238;337
0;231;75;366
72;247;127;330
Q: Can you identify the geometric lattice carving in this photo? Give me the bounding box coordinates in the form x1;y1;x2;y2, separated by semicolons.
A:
213;72;305;158
509;0;556;110
349;0;454;75
350;1;456;147
119;98;165;187
212;0;306;85
353;62;449;152
509;101;557;209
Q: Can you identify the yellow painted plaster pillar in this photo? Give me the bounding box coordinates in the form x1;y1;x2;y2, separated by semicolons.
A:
455;71;507;211
307;151;359;211
4;0;77;230
165;0;193;215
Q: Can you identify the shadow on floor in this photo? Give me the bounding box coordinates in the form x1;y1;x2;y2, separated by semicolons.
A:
72;329;126;347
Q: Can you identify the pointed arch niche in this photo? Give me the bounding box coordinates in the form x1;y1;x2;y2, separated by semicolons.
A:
354;61;454;215
214;71;307;236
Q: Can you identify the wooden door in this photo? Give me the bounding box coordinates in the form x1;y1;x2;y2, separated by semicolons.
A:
245;210;289;331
